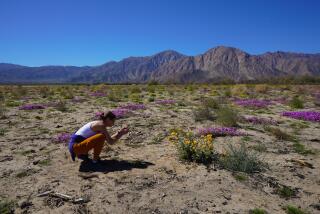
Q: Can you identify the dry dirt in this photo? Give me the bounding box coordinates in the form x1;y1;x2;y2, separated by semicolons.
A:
0;85;319;214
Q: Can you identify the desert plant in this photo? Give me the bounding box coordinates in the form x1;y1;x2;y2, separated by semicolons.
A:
11;85;28;98
289;96;304;109
233;172;247;182
216;105;239;127
254;84;269;94
219;143;265;173
249;208;268;214
130;85;142;94
201;97;220;109
285;205;308;214
292;142;315;155
193;106;215;122
39;86;54;98
0;91;5;102
129;93;142;103
0;128;5;136
0;104;6;119
38;159;51;166
251;143;267;152
264;126;294;141
54;100;68;112
231;85;248;98
108;91;122;102
277;186;295;199
0;198;15;214
168;130;215;164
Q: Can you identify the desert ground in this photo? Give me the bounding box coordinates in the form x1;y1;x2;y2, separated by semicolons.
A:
0;84;319;214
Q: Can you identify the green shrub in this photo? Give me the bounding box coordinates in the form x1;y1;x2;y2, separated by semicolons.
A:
39;86;54;98
168;130;215;164
285;205;308;214
0;128;5;136
192;106;215;122
55;100;68;112
5;100;21;107
216;105;239;127
233;172;247;181
219;143;265;173
130;86;142;94
0;199;15;214
289;96;304;109
0;104;6;119
277;186;295;198
264;126;294;141
293;142;315;155
249;208;268;214
108;91;122;102
202;97;220;109
251;143;267;152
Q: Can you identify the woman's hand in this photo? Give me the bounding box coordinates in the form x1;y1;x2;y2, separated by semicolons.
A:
119;126;129;136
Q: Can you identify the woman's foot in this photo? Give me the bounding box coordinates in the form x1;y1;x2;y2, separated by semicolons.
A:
78;154;90;162
92;158;102;164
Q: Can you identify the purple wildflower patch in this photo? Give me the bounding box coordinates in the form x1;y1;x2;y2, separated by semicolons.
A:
243;116;278;125
197;127;246;137
120;103;146;111
19;104;46;110
234;99;272;108
111;108;130;118
281;111;320;122
89;91;107;97
52;133;71;145
155;99;175;105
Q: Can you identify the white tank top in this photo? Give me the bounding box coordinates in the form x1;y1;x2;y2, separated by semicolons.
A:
75;121;98;138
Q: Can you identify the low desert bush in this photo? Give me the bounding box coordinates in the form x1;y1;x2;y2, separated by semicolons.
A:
249;208;268;214
285;205;308;214
216;105;239;127
167;130;216;164
55;100;68;112
201;97;220;109
292;142;315;155
289;96;304;109
277;186;296;199
219;143;265;173
264;126;294;141
0;105;6;119
254;84;269;94
193;106;215;121
0;198;16;214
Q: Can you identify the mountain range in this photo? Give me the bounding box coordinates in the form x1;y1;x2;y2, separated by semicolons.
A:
1;46;320;84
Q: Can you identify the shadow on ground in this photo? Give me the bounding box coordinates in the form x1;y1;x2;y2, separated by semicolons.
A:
79;159;154;173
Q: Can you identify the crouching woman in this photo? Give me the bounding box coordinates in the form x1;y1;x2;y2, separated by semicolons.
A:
68;111;129;163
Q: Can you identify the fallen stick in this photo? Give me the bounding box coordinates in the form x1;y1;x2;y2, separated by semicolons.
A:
52;192;73;200
36;190;54;197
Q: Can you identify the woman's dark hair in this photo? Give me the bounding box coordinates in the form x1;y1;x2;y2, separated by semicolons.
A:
99;111;116;121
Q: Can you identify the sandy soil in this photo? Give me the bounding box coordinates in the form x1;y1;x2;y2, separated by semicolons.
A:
0;84;319;214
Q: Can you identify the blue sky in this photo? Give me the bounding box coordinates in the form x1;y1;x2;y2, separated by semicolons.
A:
0;0;319;66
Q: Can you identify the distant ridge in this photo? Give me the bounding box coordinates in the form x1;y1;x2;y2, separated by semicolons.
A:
1;46;320;84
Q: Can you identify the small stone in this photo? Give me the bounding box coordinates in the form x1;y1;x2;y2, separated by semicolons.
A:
20;201;33;209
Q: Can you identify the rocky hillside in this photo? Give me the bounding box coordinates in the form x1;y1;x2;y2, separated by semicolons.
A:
1;46;319;83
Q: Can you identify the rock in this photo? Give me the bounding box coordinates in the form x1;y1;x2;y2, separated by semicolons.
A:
310;203;320;210
19;201;33;209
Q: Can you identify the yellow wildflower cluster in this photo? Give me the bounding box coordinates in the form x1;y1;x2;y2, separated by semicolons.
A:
185;134;214;152
167;130;214;151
